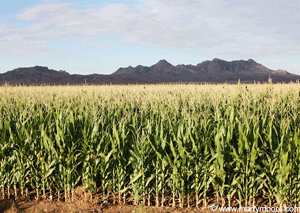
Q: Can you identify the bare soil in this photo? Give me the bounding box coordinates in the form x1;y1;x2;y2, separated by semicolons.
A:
0;187;269;213
0;199;215;213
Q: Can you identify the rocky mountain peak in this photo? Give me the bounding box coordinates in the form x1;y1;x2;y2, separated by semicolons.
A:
1;59;298;85
212;58;225;63
152;59;174;68
247;59;255;63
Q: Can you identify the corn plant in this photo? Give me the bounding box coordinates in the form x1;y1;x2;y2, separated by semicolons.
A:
0;83;299;208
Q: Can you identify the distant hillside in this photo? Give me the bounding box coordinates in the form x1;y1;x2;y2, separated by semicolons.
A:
112;58;298;83
0;59;299;85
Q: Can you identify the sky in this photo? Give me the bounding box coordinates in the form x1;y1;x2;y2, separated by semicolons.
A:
0;0;299;75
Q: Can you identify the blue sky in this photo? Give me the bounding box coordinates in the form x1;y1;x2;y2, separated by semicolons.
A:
0;0;299;74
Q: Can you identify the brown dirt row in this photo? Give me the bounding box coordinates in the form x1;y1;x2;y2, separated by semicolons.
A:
1;198;217;213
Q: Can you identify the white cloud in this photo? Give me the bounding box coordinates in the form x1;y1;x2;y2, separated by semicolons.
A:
16;3;72;21
232;6;257;14
0;40;57;56
0;0;299;59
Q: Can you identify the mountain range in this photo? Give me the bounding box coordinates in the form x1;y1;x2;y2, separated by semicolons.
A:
0;58;299;85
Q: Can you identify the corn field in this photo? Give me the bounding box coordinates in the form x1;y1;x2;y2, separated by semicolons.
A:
0;83;300;208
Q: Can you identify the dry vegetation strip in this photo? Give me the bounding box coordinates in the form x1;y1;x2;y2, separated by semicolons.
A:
0;83;300;209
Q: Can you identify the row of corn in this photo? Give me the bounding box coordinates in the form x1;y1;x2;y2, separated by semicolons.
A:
0;84;300;207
